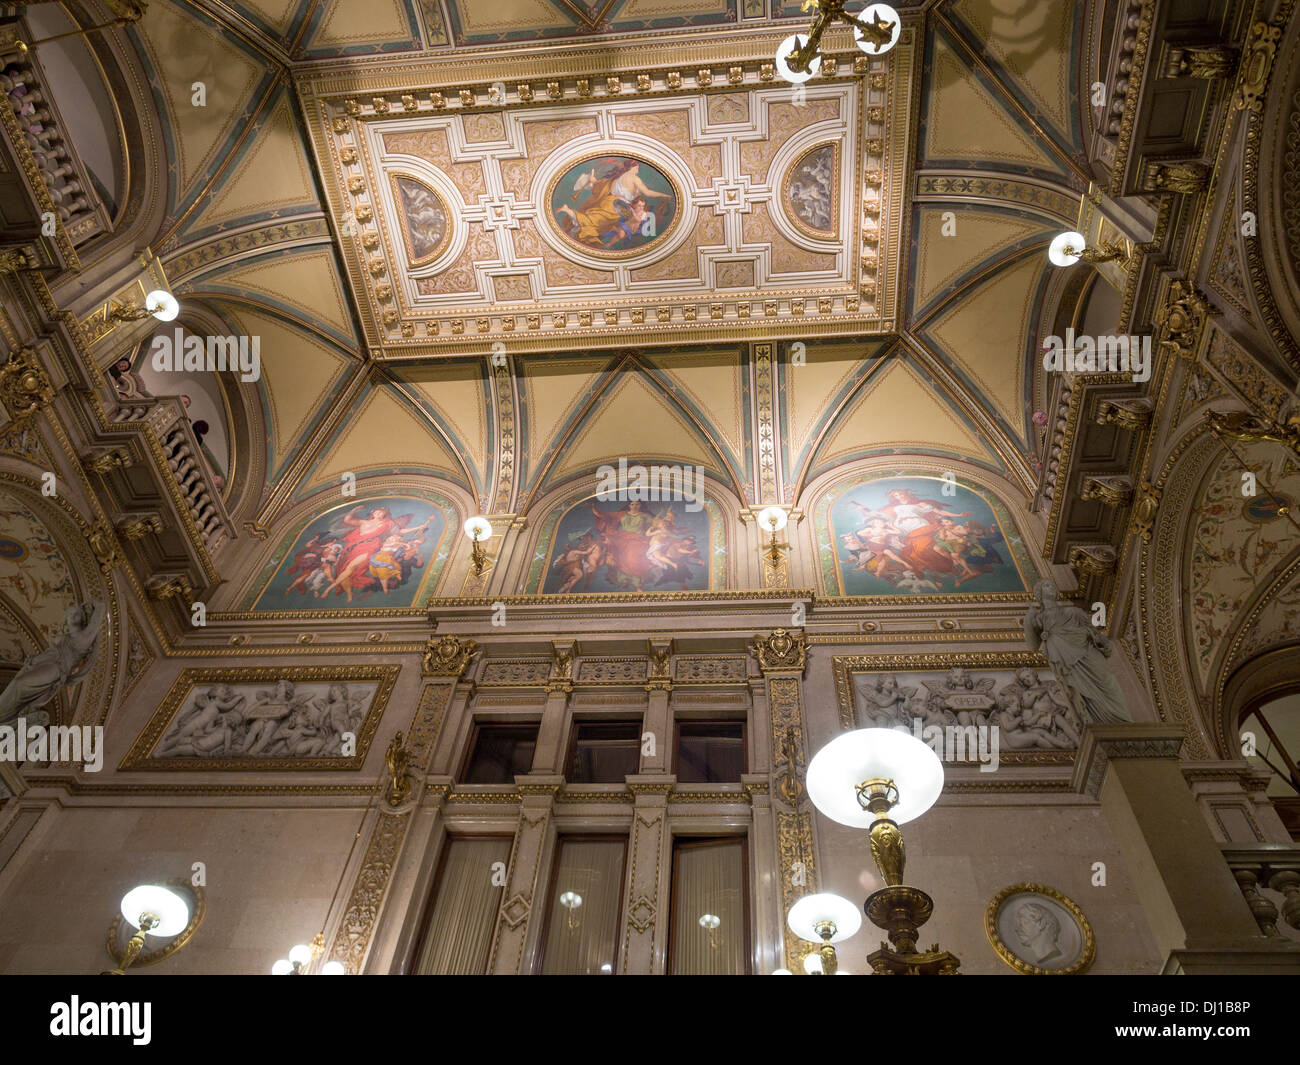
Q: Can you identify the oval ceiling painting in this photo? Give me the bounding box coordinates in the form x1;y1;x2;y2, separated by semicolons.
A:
784;143;838;238
548;154;680;259
394;175;451;265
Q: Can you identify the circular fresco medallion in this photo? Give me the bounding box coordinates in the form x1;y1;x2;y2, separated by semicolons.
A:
547;154;680;259
1242;493;1291;522
0;536;28;562
393;175;451;266
784;142;838;238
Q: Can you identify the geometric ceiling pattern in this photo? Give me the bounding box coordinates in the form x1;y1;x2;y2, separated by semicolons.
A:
100;0;1091;531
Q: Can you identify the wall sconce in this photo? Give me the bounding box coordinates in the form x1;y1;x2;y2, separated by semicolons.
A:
272;933;345;975
806;728;960;974
698;912;721;949
463;516;493;577
1048;231;1130;268
108;289;180;324
787;892;861;975
559;891;583;931
776;2;900;84
756;505;789;567
105;884;191;974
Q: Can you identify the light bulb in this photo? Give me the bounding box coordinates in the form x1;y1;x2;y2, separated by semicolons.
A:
1048;231;1086;268
462;516;493;542
288;943;313;967
854;4;901;56
321;960;346;975
145;289;180;322
271;958;293;975
775;34;821;84
803;953;824;974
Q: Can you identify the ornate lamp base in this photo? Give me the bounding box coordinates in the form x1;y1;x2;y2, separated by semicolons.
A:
865;884;960;975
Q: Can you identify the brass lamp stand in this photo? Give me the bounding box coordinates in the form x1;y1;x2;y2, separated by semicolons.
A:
857;777;959;974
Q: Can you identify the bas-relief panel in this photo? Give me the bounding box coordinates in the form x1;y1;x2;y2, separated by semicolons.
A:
242;495;453;612
1189;445;1300;683
849;666;1081;754
526;488;725;594
815;475;1031;596
120;666;398;771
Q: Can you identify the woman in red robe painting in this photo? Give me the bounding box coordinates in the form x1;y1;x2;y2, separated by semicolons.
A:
321;506;414;602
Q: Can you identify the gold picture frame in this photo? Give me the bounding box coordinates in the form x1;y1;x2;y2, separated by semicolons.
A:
985;882;1096;975
120;664;399;771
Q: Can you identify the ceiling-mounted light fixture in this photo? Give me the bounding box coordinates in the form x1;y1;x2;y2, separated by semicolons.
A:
1048;231;1130;268
775;2;900;85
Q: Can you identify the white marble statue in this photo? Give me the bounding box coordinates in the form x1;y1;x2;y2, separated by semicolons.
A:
0;600;106;726
1023;579;1129;725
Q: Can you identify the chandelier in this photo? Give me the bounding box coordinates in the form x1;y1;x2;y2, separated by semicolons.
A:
776;1;901;84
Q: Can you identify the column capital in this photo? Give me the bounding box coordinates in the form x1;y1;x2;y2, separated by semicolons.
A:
750;628;808;675
421;634;479;678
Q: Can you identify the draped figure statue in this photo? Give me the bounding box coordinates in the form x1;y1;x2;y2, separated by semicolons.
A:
1023;581;1128;726
0;600;107;726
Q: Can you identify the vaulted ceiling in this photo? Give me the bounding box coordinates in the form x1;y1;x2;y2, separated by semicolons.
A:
87;0;1098;525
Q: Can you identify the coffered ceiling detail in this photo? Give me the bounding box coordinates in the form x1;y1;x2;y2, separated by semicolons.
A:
298;30;913;356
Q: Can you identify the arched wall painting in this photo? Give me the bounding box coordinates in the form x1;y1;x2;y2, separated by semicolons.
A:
528;491;723;594
243;496;453;612
548;155;679;258
816;475;1031;596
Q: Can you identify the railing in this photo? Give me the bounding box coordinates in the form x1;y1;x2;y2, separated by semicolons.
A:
1223;845;1300;940
0;20;107;253
111;395;234;554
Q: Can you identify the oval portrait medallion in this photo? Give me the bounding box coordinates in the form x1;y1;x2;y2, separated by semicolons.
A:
0;536;27;562
784;143;839;238
393;175;451;266
548;154;680;259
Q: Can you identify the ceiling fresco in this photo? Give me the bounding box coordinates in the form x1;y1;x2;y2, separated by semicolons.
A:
76;0;1093;548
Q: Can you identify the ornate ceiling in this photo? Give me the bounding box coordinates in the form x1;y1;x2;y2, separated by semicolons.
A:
83;0;1093;525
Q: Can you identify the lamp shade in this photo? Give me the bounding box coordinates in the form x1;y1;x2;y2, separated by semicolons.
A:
756;505;788;533
288;943;313;967
462;516;492;541
559;891;582;910
775;34;821;84
1048;231;1086;268
853;4;901;55
120;884;190;937
320;960;346;976
802;953;824;974
787;892;862;943
806;728;943;827
271;958;293;975
145;290;180;322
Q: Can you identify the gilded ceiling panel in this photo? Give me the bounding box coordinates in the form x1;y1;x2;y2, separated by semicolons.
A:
298;34;912;355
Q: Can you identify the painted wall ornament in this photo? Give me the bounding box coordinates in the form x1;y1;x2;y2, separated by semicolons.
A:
0;600;106;726
548;154;679;258
537;492;715;594
819;475;1029;596
1023;580;1129;725
247;496;451;612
